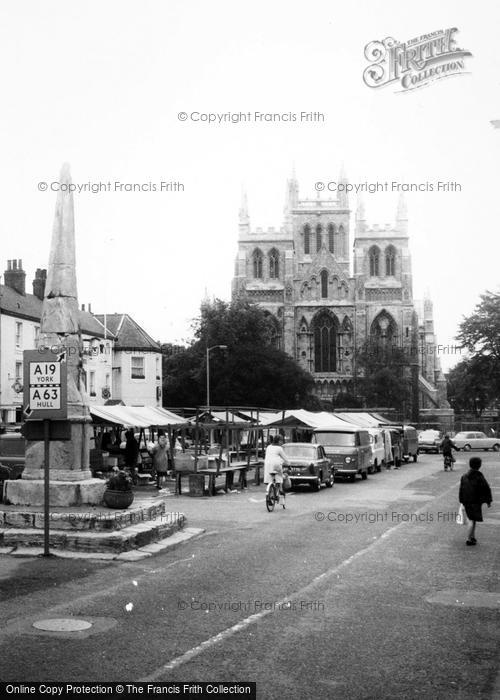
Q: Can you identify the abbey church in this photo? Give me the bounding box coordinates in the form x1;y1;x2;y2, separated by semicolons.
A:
232;171;448;409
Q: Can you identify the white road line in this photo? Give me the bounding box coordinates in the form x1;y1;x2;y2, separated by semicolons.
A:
139;478;463;681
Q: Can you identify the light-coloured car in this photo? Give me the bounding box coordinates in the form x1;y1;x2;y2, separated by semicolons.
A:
281;443;333;490
418;429;442;454
452;431;500;452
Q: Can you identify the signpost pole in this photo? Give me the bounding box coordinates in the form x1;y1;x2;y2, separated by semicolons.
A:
43;418;50;557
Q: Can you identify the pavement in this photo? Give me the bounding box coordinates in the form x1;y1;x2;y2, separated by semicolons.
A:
0;453;498;698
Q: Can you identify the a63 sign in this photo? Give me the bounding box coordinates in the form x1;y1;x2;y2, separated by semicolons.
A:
23;349;67;420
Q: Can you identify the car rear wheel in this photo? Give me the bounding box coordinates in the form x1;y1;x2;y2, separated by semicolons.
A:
324;472;334;487
463;444;471;452
492;444;500;452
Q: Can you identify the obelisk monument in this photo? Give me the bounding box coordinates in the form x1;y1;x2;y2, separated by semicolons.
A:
5;164;105;506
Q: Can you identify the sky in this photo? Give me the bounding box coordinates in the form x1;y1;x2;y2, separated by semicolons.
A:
0;0;499;372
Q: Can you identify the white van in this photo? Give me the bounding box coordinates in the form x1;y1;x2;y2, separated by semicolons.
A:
381;429;395;468
368;428;386;473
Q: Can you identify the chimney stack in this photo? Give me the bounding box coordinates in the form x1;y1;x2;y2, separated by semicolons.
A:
4;259;26;295
32;268;47;300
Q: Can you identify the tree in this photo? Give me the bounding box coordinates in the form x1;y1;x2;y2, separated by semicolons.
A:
447;355;500;416
162;299;317;408
331;392;363;410
451;291;500;412
456;291;500;360
356;342;412;412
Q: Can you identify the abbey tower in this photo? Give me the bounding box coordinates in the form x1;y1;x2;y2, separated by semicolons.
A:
232;171;447;409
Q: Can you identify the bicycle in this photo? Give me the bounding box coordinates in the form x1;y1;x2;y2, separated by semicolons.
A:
266;470;286;512
443;454;454;471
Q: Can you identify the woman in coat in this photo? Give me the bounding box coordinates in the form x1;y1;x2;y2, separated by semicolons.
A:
150;434;170;490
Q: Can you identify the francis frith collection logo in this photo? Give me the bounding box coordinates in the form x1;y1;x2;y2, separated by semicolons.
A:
363;28;472;92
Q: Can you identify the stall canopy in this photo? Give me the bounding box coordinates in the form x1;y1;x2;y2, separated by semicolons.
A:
237;409;280;424
332;412;397;428
197;410;250;424
89;405;187;428
264;410;351;429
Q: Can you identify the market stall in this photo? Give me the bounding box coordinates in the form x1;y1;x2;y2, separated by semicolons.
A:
89;405;188;479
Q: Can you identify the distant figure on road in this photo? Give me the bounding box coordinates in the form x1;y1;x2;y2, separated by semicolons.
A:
441;434;458;467
150;434;170;490
459;457;492;546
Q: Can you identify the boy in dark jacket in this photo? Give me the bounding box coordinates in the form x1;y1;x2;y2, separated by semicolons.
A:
459;457;492;546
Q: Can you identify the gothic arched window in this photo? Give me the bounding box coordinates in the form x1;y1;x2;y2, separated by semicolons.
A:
269;248;280;279
316;224;322;252
320;270;328;299
328;223;335;253
338;225;345;255
370;311;398;348
313;312;338;373
264;312;282;350
385;245;396;276
252;249;263;278
369;246;380;277
304;225;311;254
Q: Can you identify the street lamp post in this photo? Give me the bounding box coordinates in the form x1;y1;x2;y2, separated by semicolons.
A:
206;344;227;414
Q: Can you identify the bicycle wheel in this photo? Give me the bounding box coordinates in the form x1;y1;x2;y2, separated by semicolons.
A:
266;483;277;512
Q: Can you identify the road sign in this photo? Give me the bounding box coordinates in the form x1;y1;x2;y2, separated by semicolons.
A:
23;349;67;420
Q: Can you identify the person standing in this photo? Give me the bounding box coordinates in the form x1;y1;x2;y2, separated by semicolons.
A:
150;434;170;491
459;457;492;546
264;435;290;508
123;429;140;485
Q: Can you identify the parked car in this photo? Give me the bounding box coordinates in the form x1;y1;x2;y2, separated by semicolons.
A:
418;429;442;454
0;431;25;468
367;428;386;472
0;432;25;492
452;431;500;452
281;442;333;490
312;427;371;481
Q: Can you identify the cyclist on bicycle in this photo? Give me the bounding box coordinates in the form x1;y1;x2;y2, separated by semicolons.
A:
264;435;290;508
441;434;458;470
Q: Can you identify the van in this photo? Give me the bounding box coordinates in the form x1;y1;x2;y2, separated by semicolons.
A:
386;428;402;469
381;429;394;468
312;427;371;481
401;426;418;462
367;428;386;472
